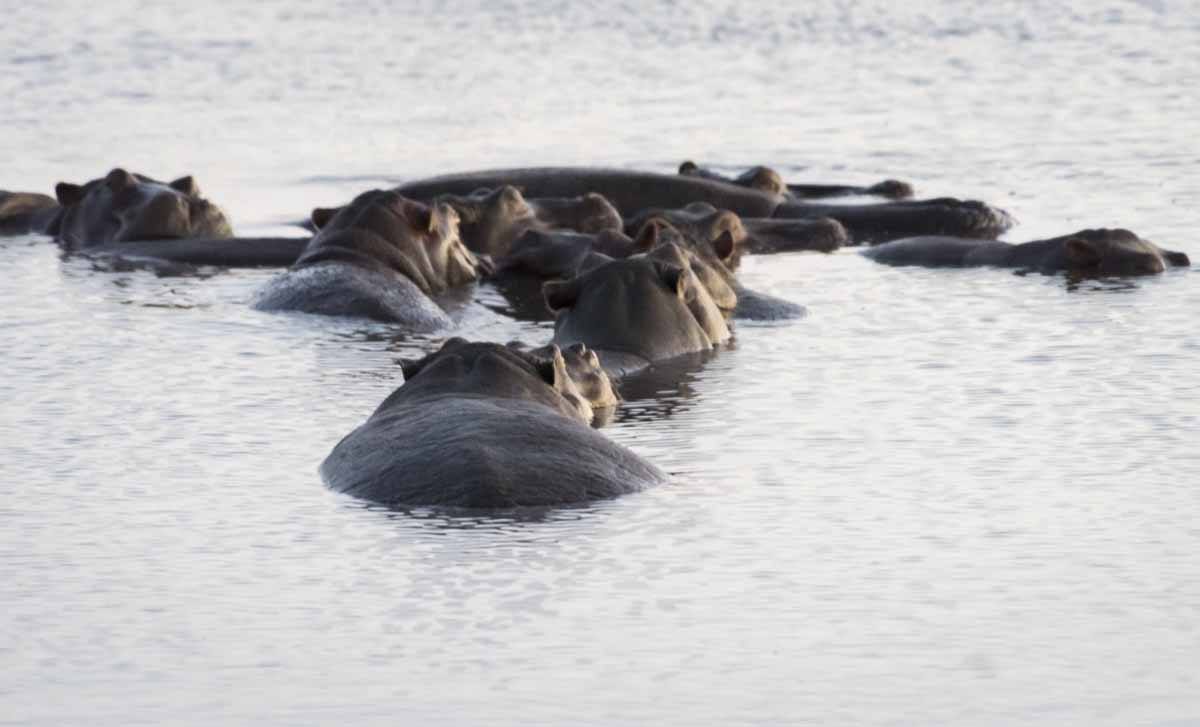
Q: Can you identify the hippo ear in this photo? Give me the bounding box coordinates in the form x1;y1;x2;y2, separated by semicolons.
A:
633;219;662;253
653;260;692;302
712;229;737;264
1065;237;1102;267
398;199;433;231
678;160;699;175
568;342;601;369
105;168;137;191
399;356;425;381
533;345;569;387
310;206;341;230
431;201;460;234
55;182;85;206
1163;250;1190;267
169;176;200;197
498;186;524;207
543;279;579;313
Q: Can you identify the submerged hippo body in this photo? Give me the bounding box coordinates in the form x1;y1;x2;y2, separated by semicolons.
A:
254;190;487;328
678;160;915;200
396;167;1011;245
322;340;664;508
543;256;728;378
2;169;307;268
864;228;1190;277
396;167;781;219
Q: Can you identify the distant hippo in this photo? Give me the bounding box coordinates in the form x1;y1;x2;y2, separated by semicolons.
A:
1;169;306;267
626;201;848;257
864;228;1190;277
321;339;665;508
498;227;634;280
543;256;729;378
393;167;1011;243
254;190;488;328
424;185;623;258
678;160;915;200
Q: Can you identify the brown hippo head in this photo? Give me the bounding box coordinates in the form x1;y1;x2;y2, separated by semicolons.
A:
1059;228;1190;276
52;168;232;249
398;338;603;425
525;341;621;425
499;227;634;280
678;161;786;196
632;222;738;315
528;192;624;235
434;185;537;258
303;190;486;295
625;202;746;270
543;256;727;372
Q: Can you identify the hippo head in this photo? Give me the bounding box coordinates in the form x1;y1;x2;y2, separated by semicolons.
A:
636;241;733;344
543;256;726;368
1060;228;1190;277
632;217;738;307
626;202;746;271
398;338;603;424
306;190;486;294
435;185;536;258
678;161;786;196
530;192;625;235
526;341;621;425
53;168;232;249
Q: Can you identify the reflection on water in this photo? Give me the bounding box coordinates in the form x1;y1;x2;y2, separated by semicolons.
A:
3;1;1200;726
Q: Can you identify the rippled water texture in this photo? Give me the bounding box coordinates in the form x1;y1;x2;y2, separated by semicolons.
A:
2;2;1199;725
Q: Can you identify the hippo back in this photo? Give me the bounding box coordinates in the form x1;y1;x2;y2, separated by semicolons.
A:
396;167;782;219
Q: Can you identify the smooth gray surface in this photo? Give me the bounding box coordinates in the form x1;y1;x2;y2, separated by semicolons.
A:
2;1;1199;726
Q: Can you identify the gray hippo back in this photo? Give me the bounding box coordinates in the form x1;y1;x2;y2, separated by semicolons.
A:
321;340;665;508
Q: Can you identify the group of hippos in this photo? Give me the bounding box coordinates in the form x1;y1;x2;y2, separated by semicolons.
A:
1;163;1189;508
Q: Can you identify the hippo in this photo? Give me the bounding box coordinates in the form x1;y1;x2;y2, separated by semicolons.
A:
864;228;1190;277
1;169;307;267
321;339;665;508
678;160;915;200
254;189;488;328
392;167;1012;243
543;255;729;378
0;191;59;235
424;185;623;258
628;217;807;321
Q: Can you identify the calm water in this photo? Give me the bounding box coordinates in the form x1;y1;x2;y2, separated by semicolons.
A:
2;2;1199;725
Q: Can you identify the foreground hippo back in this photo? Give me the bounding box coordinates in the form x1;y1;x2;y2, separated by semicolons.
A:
865;228;1190;276
396;167;781;219
254;190;486;327
322;340;665;508
53;168;233;249
544;256;721;377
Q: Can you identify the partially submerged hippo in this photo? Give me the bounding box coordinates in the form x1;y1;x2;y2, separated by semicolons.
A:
628;217;807;321
864;228;1190;277
627;201;848;256
426;185;623;258
254;190;488;328
321;339;664;508
543;255;729;378
1;169;306;267
393;167;1011;243
678;160;915;200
